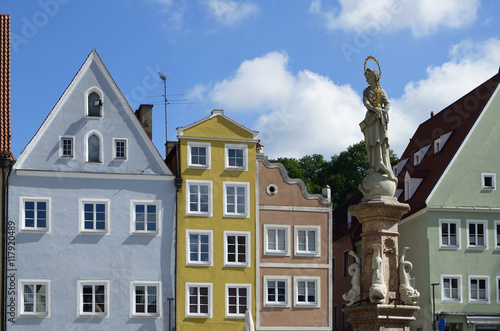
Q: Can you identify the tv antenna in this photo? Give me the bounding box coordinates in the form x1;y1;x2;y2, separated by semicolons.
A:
158;72;168;144
157;72;193;144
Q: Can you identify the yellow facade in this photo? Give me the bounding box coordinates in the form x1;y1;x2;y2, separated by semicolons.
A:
176;110;258;330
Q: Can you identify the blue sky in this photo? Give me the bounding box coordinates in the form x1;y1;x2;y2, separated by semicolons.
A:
2;0;500;159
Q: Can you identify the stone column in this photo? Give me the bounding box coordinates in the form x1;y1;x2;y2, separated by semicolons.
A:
345;198;419;331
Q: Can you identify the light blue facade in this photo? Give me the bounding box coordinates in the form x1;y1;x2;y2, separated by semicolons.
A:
6;50;176;330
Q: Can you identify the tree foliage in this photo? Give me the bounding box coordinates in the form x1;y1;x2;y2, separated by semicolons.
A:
270;141;398;208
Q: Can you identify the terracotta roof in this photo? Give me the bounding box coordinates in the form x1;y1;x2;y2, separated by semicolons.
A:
396;70;500;215
0;14;12;158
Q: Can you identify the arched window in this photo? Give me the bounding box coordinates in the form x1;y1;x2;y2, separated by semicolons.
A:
88;92;101;117
88;134;100;162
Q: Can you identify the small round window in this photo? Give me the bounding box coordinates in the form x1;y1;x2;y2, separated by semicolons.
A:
266;184;278;196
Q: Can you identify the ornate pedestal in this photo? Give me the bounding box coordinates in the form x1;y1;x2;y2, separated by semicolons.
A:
345;198;419;330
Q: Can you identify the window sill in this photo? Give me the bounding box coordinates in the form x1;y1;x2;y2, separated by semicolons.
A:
188;165;210;169
185;314;211;319
294;303;320;308
439;246;460;250
295;251;320;257
186;262;212;267
264;251;289;256
225;314;245;319
466;246;487;251
20;228;49;233
131;314;160;318
132;231;159;236
264;303;289;308
225;167;247;172
223;214;249;219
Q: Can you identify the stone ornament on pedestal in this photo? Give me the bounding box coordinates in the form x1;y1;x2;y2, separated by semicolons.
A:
342;57;419;330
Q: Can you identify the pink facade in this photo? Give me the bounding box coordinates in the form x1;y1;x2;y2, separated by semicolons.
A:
257;156;332;330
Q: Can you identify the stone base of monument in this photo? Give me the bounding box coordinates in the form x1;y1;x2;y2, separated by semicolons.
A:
344;304;420;331
346;199;420;331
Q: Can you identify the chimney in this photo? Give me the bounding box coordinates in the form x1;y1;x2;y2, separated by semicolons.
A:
135;104;153;140
0;15;12;158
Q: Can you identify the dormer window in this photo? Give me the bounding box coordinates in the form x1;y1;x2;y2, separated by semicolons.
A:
88;92;102;117
87;133;102;163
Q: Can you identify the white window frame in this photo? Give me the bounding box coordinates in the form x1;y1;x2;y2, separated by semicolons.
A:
186;180;213;217
495;220;500;250
223;182;250;218
77;280;110;317
225;144;248;171
224;231;251;267
19;279;50;317
441;275;462;303
263;224;290;256
131;200;161;235
85;86;104;118
294;225;320;256
481;173;496;190
130;281;161;318
60;136;74;158
468;275;490;303
85;130;103;163
294;276;320;308
439;219;461;250
20;197;51;232
263;276;291;307
225;283;251;319
113;138;128;160
186;230;213;266
466;219;488;250
185;283;213;318
187;141;211;169
79;199;110;234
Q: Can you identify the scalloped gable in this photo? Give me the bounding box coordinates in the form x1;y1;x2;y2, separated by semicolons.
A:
177;109;258;141
14;49;172;176
258;157;329;207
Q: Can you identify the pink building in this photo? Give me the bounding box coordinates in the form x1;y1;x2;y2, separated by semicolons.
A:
256;153;332;330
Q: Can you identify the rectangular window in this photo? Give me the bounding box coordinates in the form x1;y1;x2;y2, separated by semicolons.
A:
225;144;248;171
295;226;320;256
223;182;250;218
132;282;160;317
441;275;462;303
482;173;496;190
469;276;489;303
497;276;500;304
20;280;49;316
61;137;74;157
496;221;500;250
186;230;213;266
264;225;289;255
132;201;159;234
225;284;251;318
114;139;127;159
343;250;349;277
186;283;212;318
78;280;109;316
186;180;212;216
467;220;488;249
80;200;109;233
224;231;250;267
439;219;461;249
294;277;320;307
187;142;211;168
264;276;290;307
21;197;50;231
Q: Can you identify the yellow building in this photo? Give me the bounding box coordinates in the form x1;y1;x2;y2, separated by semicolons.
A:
175;109;258;330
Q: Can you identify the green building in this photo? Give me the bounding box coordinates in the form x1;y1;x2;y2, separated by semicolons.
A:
395;69;500;331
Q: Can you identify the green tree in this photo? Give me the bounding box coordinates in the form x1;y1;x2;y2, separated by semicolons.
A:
270;141;399;208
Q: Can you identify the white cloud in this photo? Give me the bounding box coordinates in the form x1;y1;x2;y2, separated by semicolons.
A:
202;0;259;26
191;39;500;159
389;38;500;155
192;51;365;159
309;0;480;37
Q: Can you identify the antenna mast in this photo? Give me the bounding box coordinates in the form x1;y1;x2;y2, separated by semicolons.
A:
158;72;168;144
